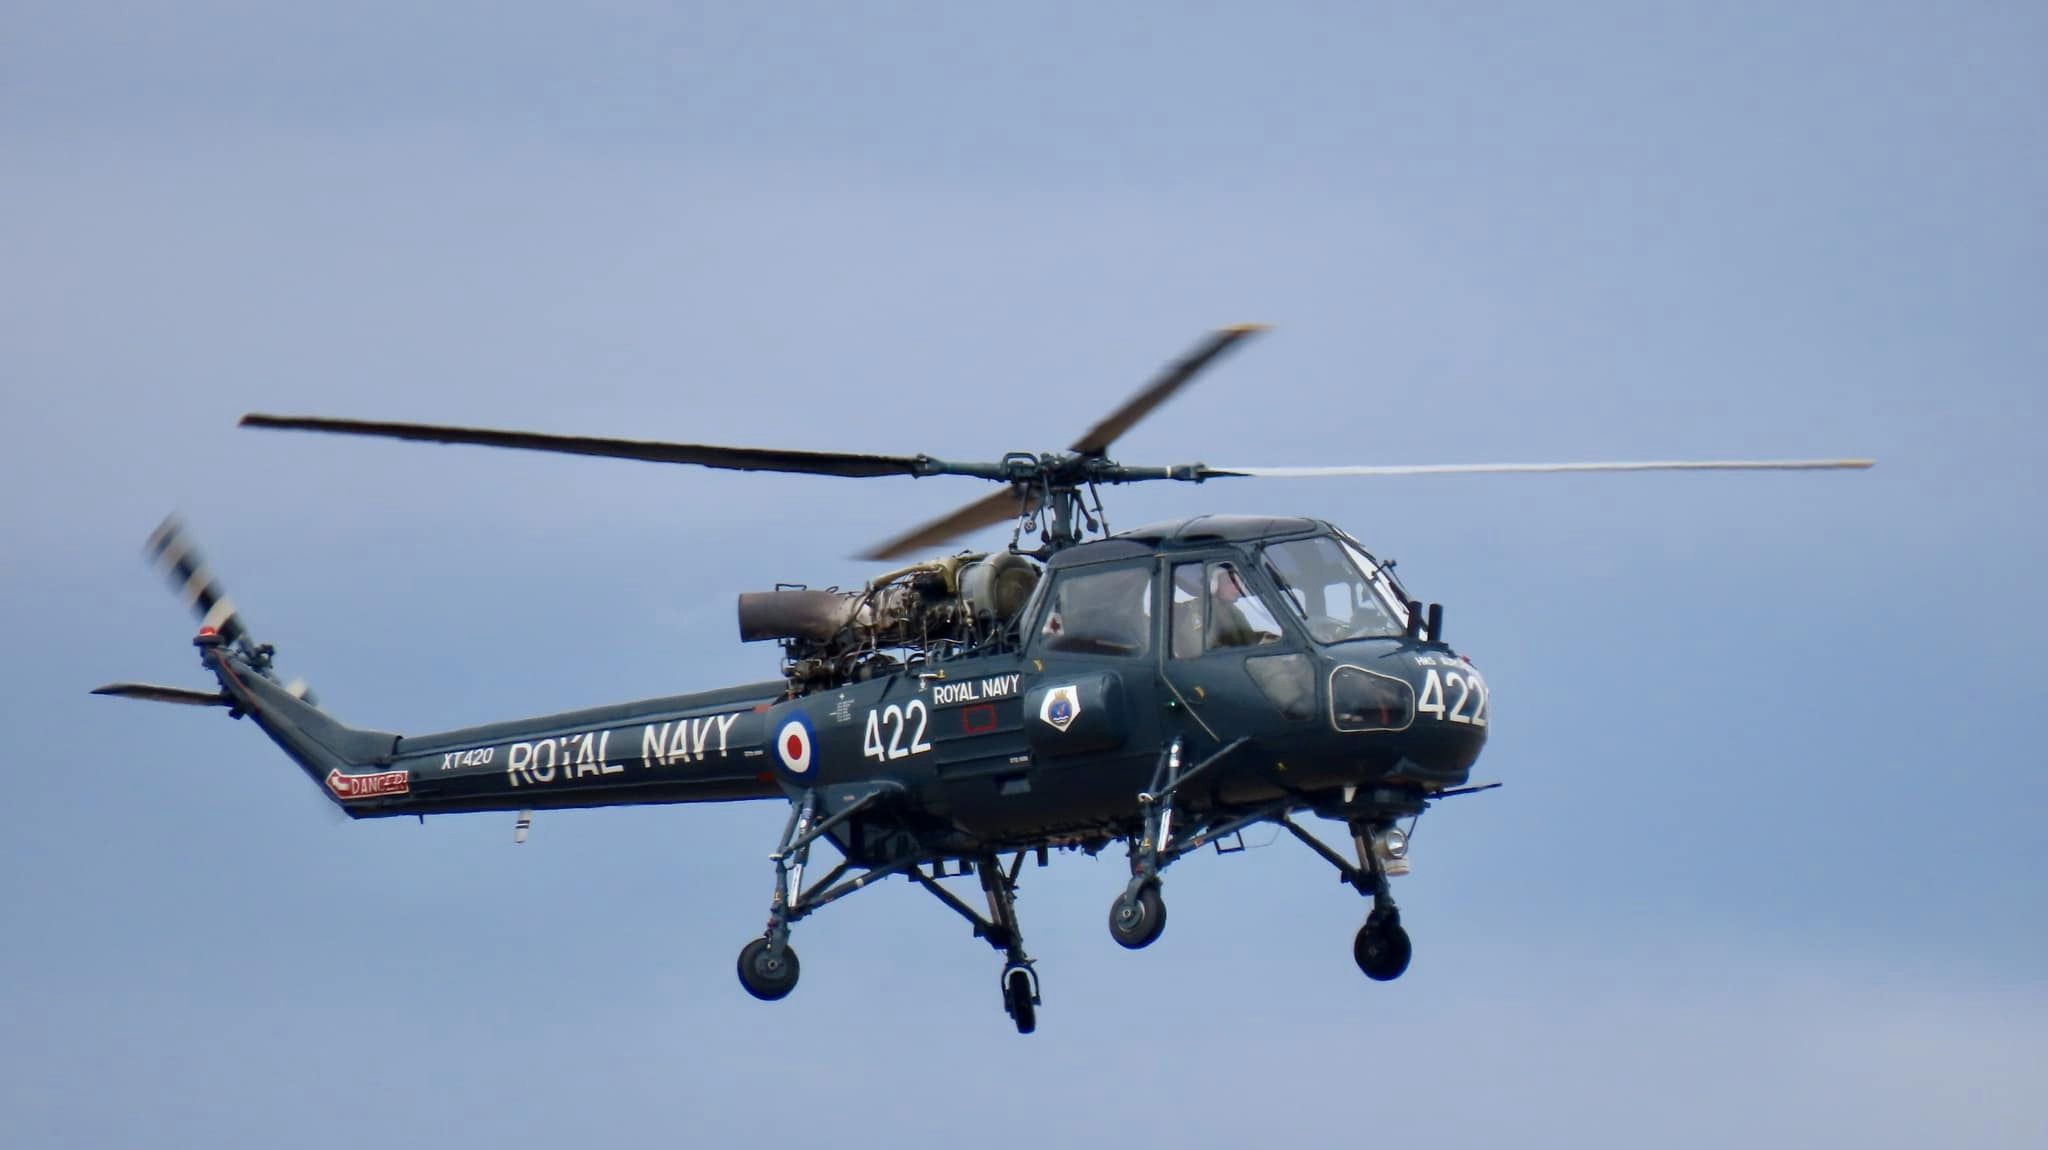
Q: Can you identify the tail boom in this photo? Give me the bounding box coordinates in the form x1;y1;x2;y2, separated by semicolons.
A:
202;636;786;817
110;515;789;820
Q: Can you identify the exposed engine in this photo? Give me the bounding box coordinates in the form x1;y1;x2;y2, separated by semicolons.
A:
738;552;1042;692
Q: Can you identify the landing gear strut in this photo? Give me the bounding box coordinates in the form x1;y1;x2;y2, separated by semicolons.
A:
1280;814;1416;982
1109;737;1251;951
914;853;1041;1034
735;786;909;1003
734;788;1050;1033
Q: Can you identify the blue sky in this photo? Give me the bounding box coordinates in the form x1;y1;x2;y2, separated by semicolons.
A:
3;3;2043;1146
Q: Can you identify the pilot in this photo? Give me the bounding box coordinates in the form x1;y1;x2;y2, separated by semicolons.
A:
1206;566;1267;650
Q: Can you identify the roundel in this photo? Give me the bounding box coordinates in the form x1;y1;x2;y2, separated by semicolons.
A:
775;714;816;774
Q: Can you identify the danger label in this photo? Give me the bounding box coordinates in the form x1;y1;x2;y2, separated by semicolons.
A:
326;768;410;799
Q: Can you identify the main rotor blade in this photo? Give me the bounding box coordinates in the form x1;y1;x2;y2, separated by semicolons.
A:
240;415;934;479
1198;458;1876;478
1068;323;1267;456
860;487;1035;562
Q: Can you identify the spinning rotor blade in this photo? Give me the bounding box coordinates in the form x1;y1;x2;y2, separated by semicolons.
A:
240;415;933;479
146;514;251;648
1198;458;1876;478
1069;323;1267;456
861;487;1040;562
860;324;1268;557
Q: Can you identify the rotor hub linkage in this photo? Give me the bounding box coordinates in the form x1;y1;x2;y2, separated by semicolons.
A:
988;453;1194;556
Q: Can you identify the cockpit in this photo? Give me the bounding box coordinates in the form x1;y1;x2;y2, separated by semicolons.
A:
1023;518;1418;658
1016;514;1481;782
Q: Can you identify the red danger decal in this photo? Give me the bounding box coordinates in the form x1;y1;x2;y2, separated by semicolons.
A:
326;768;410;799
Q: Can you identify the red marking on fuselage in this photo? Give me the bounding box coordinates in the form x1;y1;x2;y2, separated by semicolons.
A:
325;767;409;800
961;703;998;736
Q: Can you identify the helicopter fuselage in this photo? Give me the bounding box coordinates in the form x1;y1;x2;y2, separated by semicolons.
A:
292;516;1487;864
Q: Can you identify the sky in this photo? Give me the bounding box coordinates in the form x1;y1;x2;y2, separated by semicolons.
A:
3;2;2044;1146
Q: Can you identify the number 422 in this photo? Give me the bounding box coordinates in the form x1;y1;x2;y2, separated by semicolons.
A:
1418;668;1489;726
863;700;935;761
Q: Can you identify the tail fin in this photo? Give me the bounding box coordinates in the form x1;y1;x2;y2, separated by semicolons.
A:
98;516;399;812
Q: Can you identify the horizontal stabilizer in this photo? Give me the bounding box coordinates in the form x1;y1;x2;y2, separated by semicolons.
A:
92;682;231;707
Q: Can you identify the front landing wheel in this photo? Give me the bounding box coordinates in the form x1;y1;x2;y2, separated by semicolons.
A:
737;937;801;1001
1353;921;1412;982
1108;885;1167;950
1002;966;1038;1034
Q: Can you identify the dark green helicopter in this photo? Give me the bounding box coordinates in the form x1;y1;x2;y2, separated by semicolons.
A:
96;326;1871;1033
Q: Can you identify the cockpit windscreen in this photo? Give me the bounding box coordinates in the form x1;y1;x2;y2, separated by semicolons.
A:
1260;536;1410;643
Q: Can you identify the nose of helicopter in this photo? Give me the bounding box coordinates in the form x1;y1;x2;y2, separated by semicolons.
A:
1327;646;1489;782
1406;649;1490;779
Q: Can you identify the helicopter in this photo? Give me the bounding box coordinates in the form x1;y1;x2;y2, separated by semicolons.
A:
95;325;1871;1034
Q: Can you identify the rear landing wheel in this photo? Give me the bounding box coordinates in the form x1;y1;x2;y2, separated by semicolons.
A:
1353;920;1412;982
1002;966;1038;1034
737;937;801;1001
1108;885;1167;950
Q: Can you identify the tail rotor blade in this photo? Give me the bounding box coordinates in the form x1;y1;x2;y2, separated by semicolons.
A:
141;516;319;703
146;516;251;648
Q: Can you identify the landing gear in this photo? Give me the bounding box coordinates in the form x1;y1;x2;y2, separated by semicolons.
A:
735;788;1053;1033
913;852;1043;1034
1107;736;1252;951
1279;813;1418;983
737;937;801;1000
734;785;909;1004
1108;884;1167;950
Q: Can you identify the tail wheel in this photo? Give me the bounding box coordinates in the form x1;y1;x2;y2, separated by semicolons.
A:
1108;885;1167;950
737;937;801;1001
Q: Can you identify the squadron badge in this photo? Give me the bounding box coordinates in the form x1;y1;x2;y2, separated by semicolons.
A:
1038;685;1081;733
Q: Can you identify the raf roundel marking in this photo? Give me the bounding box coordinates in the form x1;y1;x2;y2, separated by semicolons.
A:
776;713;817;774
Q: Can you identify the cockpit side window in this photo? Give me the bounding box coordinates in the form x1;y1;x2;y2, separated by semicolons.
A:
1262;536;1407;643
1035;562;1154;658
1170;560;1284;658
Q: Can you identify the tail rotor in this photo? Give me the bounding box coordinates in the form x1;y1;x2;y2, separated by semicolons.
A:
131;515;317;705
